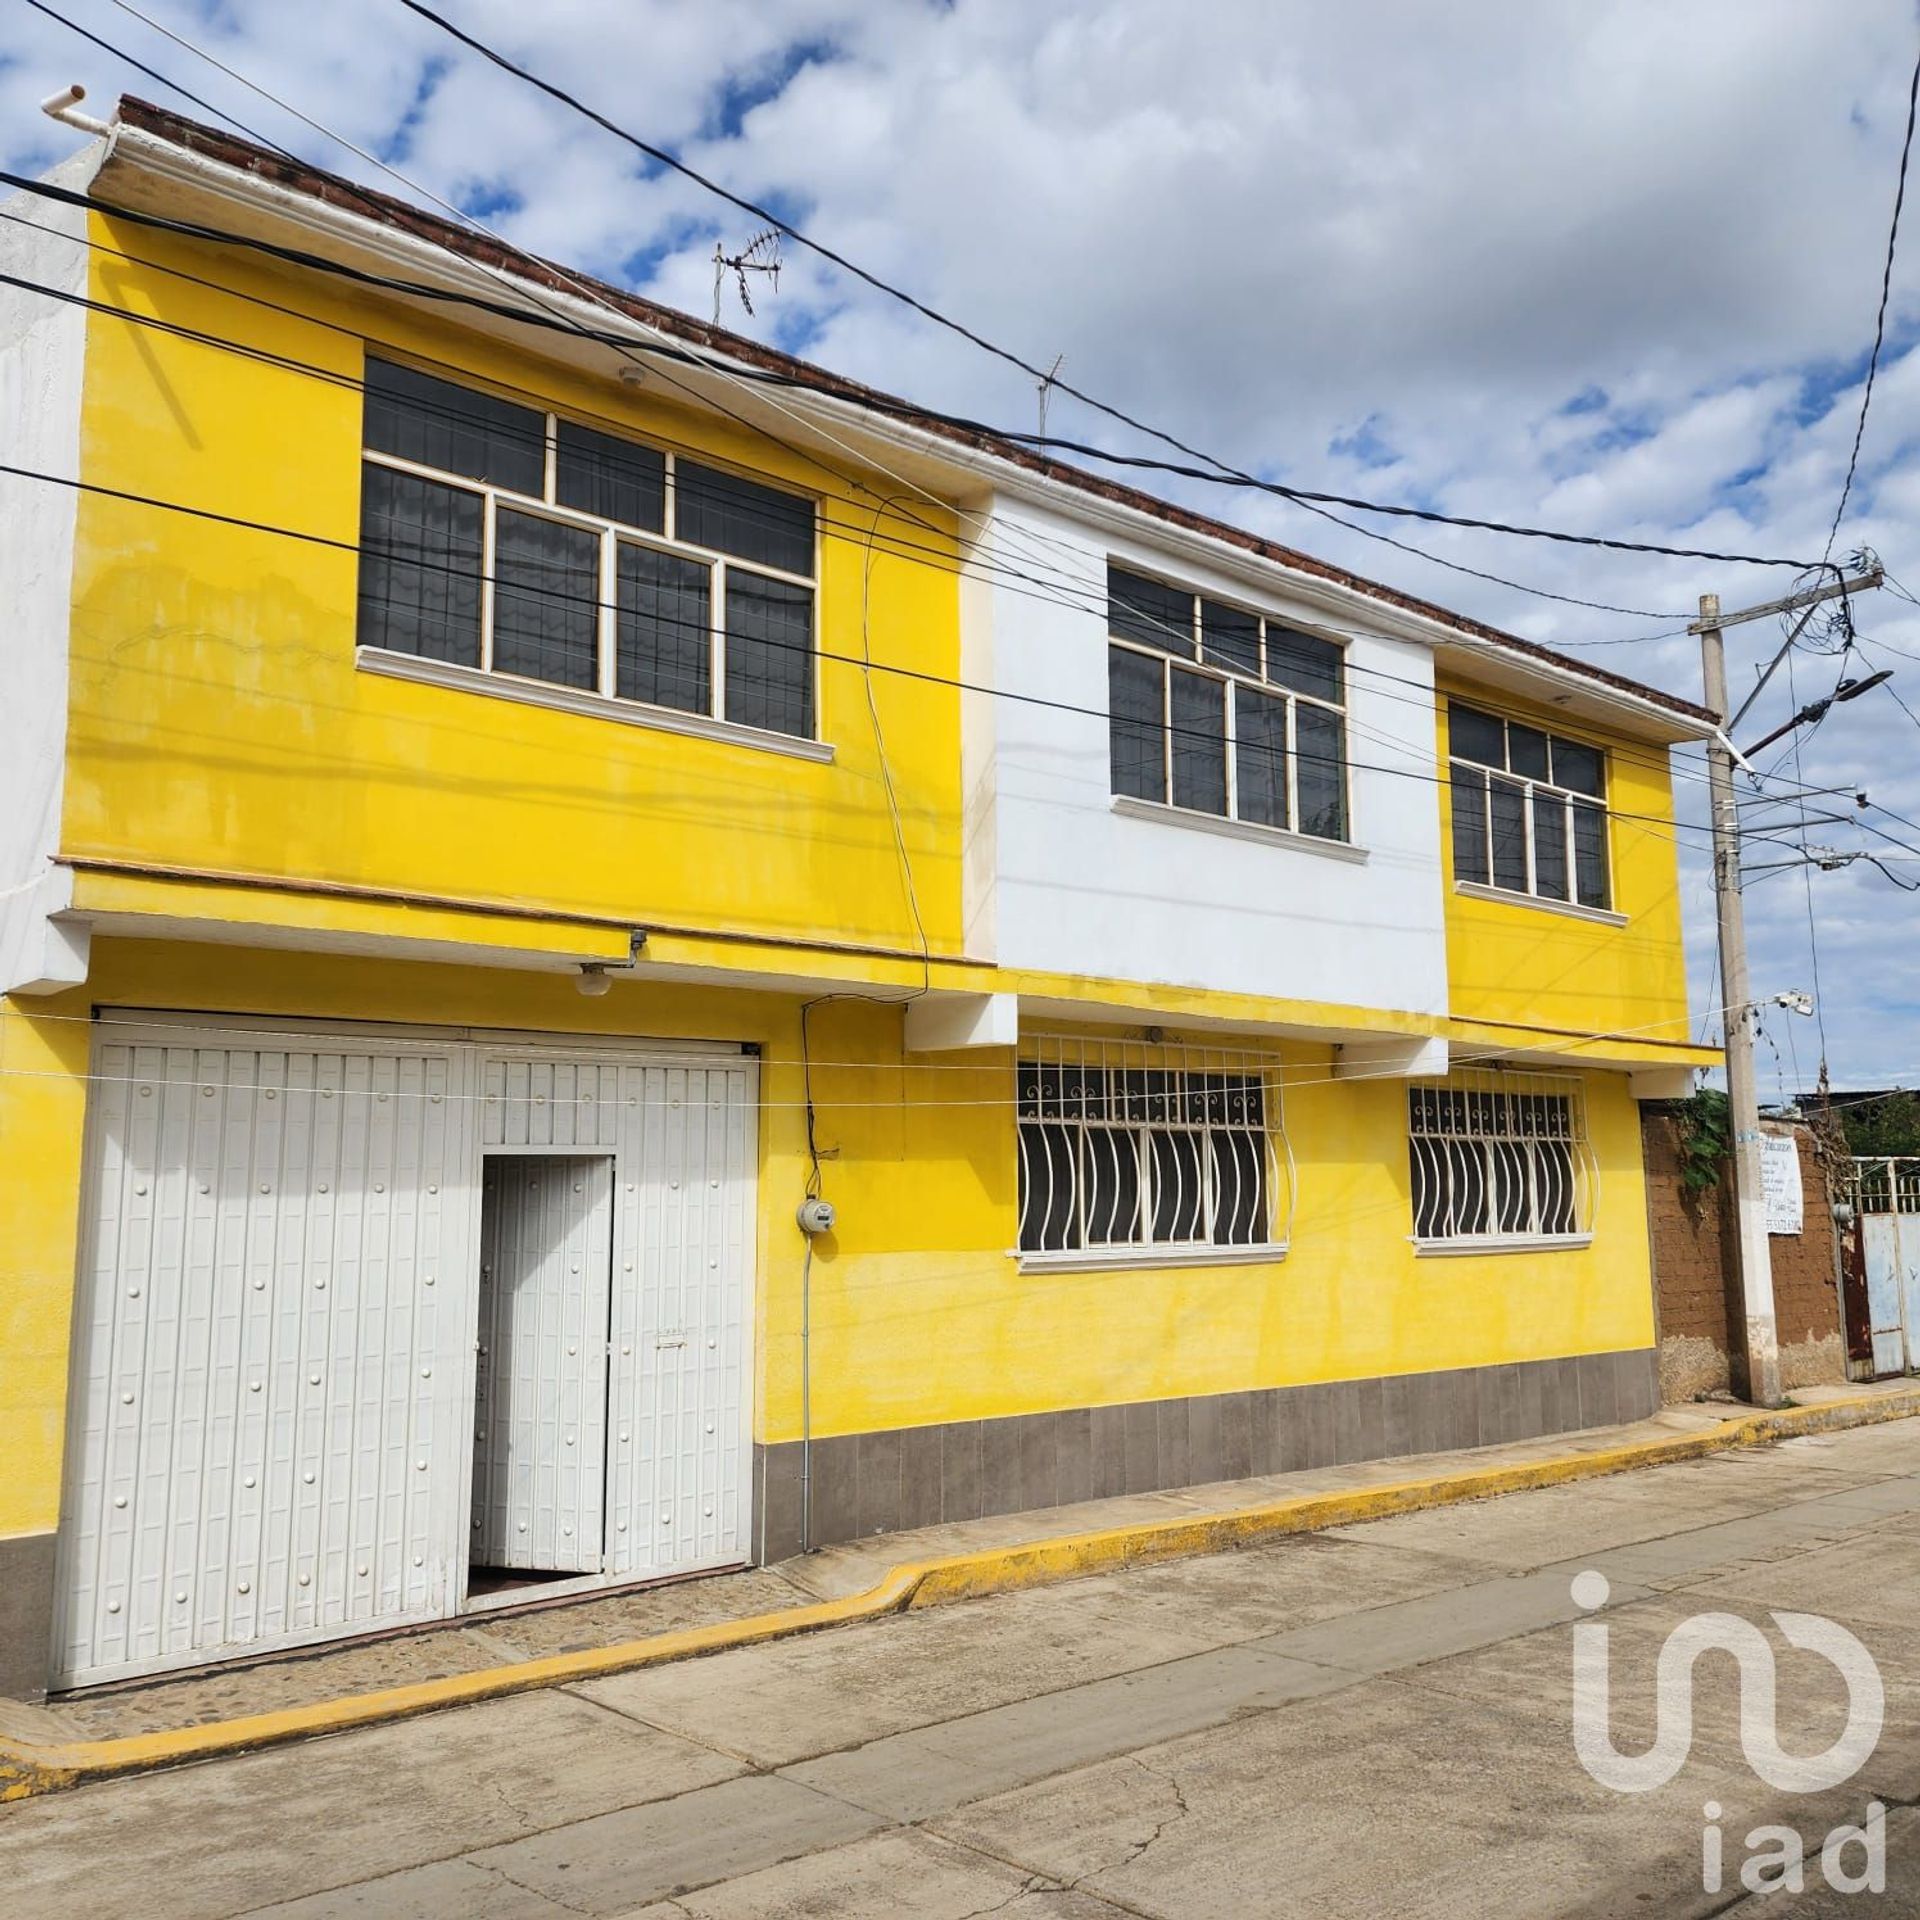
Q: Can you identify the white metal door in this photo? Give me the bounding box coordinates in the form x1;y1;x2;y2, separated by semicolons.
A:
54;1030;467;1687
477;1053;756;1581
471;1156;613;1573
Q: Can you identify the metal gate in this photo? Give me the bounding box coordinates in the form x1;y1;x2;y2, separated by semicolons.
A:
54;1017;757;1687
1853;1157;1920;1376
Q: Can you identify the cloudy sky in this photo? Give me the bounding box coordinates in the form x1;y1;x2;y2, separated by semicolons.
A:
7;0;1920;1088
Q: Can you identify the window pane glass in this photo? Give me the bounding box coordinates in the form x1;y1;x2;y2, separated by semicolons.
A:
1507;723;1550;781
1551;736;1604;797
1169;668;1227;814
617;545;710;714
675;460;814;575
1450;764;1489;884
1018;1122;1077;1252
1573;799;1610;908
357;464;483;666
1535;1140;1577;1234
1447;1140;1491;1235
555;420;665;532
1109;647;1166;801
492;509;601;690
1490;776;1529;890
724;571;814;736
1295;703;1347;840
1201;599;1261;676
1082;1128;1142;1244
1532;791;1570;899
1211;1129;1268;1245
364;357;545;495
1107;565;1194;655
1150;1131;1205;1241
1265;626;1343;703
1235;684;1289;829
1449;704;1506;769
1410;1131;1446;1238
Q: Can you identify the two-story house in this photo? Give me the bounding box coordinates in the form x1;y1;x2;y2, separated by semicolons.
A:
0;98;1717;1697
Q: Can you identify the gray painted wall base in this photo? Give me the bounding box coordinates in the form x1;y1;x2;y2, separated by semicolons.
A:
753;1348;1660;1566
0;1531;55;1701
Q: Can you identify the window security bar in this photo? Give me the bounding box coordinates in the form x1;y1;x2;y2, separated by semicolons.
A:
1407;1068;1596;1245
1016;1034;1293;1257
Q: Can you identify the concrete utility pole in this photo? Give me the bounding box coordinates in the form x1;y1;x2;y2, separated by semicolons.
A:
1698;592;1781;1407
1692;565;1883;1407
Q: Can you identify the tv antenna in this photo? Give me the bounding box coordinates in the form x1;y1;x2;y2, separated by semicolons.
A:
1036;352;1066;445
713;229;782;325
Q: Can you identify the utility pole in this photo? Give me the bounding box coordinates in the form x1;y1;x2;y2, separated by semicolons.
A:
1692;564;1883;1406
1698;592;1781;1406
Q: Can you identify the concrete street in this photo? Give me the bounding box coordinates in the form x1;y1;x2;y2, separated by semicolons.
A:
8;1419;1920;1918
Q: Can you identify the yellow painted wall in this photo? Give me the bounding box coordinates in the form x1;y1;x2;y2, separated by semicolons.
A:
66;214;964;957
0;937;1658;1541
0;1000;91;1537
1438;683;1694;1054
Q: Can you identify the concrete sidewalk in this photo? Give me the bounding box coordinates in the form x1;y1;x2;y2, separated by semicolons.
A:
5;1377;1917;1798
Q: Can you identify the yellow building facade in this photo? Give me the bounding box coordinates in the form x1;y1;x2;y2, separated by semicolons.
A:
0;100;1716;1694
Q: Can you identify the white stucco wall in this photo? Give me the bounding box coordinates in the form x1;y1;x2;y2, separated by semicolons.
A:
977;492;1449;1020
0;151;95;993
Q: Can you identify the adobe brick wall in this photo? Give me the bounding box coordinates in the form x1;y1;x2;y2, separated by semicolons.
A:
1642;1108;1845;1401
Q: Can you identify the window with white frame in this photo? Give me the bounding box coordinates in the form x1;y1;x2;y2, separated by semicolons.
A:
356;357;818;739
1017;1038;1283;1255
1407;1072;1593;1245
1448;702;1609;909
1106;564;1349;842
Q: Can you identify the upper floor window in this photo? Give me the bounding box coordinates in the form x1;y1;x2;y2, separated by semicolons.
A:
1017;1039;1281;1257
356;357;818;739
1408;1074;1591;1247
1106;564;1349;843
1447;702;1609;909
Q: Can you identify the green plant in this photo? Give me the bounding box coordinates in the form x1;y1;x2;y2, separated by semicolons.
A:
1675;1087;1732;1198
1839;1090;1920;1159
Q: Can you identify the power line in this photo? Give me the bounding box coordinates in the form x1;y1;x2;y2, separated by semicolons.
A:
2;454;1805;862
1826;33;1920;559
24;1;1701;627
0;243;1765;798
37;12;1812;584
386;0;1819;576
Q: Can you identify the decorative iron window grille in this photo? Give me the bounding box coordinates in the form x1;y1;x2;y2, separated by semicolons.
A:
1407;1071;1595;1244
1016;1037;1289;1256
1853;1158;1920;1214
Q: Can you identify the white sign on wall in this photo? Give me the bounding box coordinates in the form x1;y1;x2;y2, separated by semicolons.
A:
1761;1132;1805;1237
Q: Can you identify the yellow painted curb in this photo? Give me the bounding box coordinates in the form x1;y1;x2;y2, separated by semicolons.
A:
5;1386;1917;1802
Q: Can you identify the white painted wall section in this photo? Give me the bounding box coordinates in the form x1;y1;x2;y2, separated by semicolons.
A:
0;151;97;995
976;492;1450;1019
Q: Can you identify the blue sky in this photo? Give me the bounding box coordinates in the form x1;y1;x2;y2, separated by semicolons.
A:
7;0;1920;1087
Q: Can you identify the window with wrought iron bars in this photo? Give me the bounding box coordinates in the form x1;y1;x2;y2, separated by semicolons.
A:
1017;1037;1289;1261
1447;702;1610;910
1106;564;1349;843
356;357;818;739
1407;1071;1595;1248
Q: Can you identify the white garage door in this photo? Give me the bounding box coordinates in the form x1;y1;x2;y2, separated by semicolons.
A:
54;1019;758;1688
53;1028;470;1686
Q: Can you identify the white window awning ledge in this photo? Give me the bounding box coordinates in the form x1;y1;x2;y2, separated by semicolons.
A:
1334;1036;1450;1081
904;991;1019;1052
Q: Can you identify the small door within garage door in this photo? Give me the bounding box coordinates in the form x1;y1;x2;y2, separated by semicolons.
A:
471;1156;614;1574
53;1031;468;1687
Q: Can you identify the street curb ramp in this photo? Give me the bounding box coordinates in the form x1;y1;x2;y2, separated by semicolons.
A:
5;1386;1917;1801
